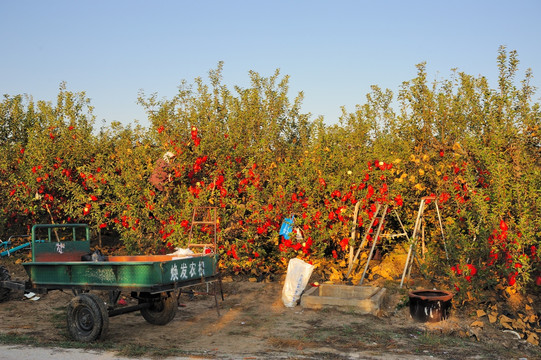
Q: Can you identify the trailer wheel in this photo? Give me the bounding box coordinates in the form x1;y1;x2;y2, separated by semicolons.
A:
0;266;11;303
139;293;176;325
67;293;109;342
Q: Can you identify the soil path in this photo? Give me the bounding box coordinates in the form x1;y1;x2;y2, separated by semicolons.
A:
0;262;539;359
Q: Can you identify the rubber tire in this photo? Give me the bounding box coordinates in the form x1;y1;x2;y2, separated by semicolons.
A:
0;266;11;303
67;293;109;342
139;293;176;325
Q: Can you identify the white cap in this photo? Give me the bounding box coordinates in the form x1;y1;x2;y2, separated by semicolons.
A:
163;151;175;161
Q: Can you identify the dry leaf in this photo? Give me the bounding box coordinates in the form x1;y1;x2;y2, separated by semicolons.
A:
512;319;526;331
462;291;474;305
488;313;498;323
476;309;487;318
525;304;533;312
470;320;484;328
499;315;513;330
505;286;516;295
528;314;538;323
469;327;481;341
328;267;343;282
526;332;539;346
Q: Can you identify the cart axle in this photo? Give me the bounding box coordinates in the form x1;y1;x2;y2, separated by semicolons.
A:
108;302;150;317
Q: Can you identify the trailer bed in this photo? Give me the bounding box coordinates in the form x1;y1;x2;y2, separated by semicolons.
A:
23;253;219;292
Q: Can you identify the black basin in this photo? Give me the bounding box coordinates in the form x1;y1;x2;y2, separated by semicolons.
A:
408;289;454;323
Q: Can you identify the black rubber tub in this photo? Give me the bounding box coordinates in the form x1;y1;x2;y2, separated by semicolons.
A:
408;289;454;323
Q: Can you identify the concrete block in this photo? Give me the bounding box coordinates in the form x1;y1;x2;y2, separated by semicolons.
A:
300;284;386;315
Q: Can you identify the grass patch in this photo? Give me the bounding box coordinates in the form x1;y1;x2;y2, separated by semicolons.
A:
339;325;355;336
50;310;66;330
226;329;252;336
116;344;193;358
417;332;460;347
3;304;17;312
267;337;308;349
116;344;151;357
52;339;116;351
0;332;34;345
0;331;115;351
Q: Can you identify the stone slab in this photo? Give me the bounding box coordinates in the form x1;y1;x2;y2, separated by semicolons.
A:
300;284;386;315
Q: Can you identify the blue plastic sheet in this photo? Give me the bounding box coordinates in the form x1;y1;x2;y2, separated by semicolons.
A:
279;216;295;239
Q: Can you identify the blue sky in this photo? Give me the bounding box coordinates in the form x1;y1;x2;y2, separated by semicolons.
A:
1;1;540;127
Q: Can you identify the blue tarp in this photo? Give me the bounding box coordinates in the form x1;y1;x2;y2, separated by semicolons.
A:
279;216;295;239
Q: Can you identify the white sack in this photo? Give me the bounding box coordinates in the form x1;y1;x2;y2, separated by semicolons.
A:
282;258;314;307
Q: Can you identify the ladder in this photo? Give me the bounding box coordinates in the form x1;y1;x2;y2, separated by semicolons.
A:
188;206;218;253
346;202;409;284
400;196;449;288
183;206;223;314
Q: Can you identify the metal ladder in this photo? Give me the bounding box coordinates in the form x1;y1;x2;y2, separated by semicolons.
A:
188;206;218;252
346;202;410;284
400;196;449;288
183;206;223;315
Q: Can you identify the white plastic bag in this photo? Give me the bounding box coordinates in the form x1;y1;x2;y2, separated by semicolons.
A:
282;258;314;307
169;247;194;259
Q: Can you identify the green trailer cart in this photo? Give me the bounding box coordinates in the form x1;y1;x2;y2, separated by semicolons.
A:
0;223;222;342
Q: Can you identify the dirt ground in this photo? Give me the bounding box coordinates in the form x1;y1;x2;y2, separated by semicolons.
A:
1;260;540;360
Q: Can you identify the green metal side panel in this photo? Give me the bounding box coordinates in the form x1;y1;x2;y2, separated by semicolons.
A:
23;254;219;289
161;254;217;283
32;241;90;262
31;223;91;262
